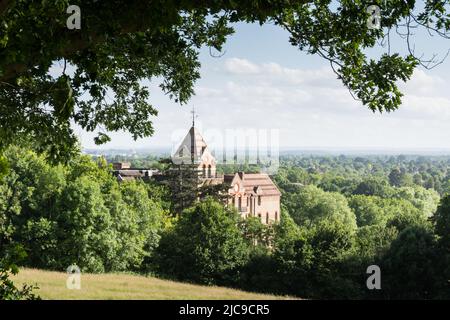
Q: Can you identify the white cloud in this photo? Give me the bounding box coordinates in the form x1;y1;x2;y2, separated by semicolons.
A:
224;58;261;74
224;58;337;87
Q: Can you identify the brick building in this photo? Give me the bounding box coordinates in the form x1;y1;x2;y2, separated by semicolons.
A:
173;125;281;224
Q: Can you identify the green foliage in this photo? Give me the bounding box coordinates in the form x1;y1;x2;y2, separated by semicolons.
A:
1;149;449;299
269;154;448;299
0;146;165;273
161;163;201;215
239;216;274;248
349;194;430;231
434;195;450;245
155;198;249;285
0;245;40;300
353;177;393;197
2;1;447;161
380;226;446;299
273;215;359;298
433;195;450;297
349;195;391;227
392;186;440;218
0;154;8;181
389;167;413;187
385;199;430;232
355;224;398;261
284;185;357;231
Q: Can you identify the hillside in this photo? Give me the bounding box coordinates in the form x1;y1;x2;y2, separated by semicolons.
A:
11;268;291;300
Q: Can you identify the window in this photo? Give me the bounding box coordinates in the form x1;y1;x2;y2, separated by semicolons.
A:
238;197;242;211
179;149;183;157
202;164;206;177
258;196;261;206
275;211;278;221
266;212;269;224
208;165;212;178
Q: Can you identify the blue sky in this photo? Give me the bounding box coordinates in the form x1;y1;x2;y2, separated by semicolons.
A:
76;21;450;152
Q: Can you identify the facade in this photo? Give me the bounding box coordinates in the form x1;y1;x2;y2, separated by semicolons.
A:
225;172;281;224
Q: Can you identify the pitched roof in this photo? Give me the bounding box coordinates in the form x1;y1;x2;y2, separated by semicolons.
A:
225;172;281;196
172;126;215;165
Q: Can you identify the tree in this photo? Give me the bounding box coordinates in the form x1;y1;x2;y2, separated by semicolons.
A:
0;245;40;300
434;195;450;245
107;181;164;271
239;216;274;248
380;226;445;299
389;168;413;187
349;195;390;227
353;177;393;197
2;1;449;161
0;155;8;180
273;214;359;299
154;198;249;285
0;146;164;272
433;195;450;297
284;185;357;231
355;224;398;261
161;162;201;215
392;186;440;218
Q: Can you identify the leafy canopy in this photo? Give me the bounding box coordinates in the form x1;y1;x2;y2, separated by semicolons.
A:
1;0;449;161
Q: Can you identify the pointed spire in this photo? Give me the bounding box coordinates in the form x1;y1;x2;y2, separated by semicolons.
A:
191;105;197;127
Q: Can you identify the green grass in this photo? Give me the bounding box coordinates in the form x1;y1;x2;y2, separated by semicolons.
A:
12;268;294;300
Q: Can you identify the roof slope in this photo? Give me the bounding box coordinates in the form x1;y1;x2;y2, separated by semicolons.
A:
225;172;281;196
172;126;215;165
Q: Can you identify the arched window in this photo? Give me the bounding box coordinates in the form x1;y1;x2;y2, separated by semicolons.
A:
238;197;242;211
208;164;212;178
258;196;261;206
202;164;206;177
275;211;278;222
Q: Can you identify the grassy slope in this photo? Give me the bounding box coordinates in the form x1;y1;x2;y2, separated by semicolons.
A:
12;268;292;300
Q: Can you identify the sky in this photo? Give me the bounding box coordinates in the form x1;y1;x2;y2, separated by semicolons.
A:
76;21;450;153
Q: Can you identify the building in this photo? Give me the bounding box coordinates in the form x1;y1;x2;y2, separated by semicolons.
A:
112;162;131;170
172;125;218;180
173;124;281;224
111;121;281;225
225;172;281;224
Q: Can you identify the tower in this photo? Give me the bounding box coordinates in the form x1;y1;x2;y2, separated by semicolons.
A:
172;108;216;179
